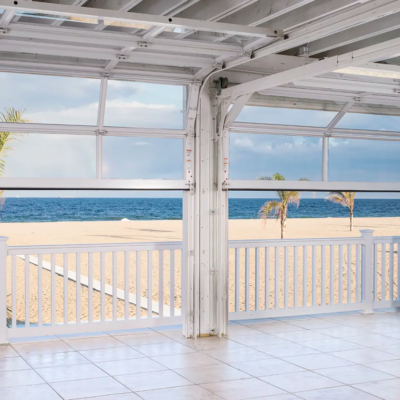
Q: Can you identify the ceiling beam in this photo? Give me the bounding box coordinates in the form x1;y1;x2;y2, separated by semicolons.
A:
0;0;282;37
51;0;90;27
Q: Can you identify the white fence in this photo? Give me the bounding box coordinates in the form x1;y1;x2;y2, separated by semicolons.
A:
2;240;184;340
229;230;400;320
1;230;400;341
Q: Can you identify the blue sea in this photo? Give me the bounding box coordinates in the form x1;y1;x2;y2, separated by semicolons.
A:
0;198;400;223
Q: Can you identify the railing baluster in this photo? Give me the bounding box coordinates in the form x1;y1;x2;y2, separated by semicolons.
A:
312;245;316;307
330;245;334;305
390;242;394;301
339;245;343;305
88;253;93;324
235;248;239;313
303;246;307;308
374;244;378;302
265;247;269;310
245;248;249;312
25;255;30;328
124;251;129;320
63;253;68;325
381;243;386;302
76;253;81;325
321;246;325;306
11;255;16;329
255;247;259;311
159;250;164;318
100;252;105;322
148;250;152;318
136;251;141;320
397;243;400;301
347;245;351;304
51;254;56;326
294;246;298;309
38;254;43;328
112;252;117;322
284;247;288;309
170;250;175;317
356;244;360;303
275;247;279;309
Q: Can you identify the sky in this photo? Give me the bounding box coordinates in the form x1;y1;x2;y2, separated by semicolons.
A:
1;71;400;199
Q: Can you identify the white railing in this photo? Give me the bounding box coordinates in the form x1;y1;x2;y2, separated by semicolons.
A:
3;240;184;339
229;230;400;320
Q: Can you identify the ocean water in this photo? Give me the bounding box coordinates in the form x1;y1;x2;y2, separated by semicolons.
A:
0;198;400;223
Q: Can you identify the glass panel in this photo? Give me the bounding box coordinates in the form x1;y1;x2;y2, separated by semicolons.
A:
3;134;96;178
329;138;400;182
104;81;184;129
336;113;400;132
0;73;100;125
103;136;183;179
236;106;338;127
230;133;322;181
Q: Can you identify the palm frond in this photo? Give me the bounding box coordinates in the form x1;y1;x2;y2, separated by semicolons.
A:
258;200;282;223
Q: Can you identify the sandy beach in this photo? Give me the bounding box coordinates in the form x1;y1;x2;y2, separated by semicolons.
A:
3;217;399;325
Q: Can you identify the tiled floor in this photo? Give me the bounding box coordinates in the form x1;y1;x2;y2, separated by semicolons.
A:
2;310;400;399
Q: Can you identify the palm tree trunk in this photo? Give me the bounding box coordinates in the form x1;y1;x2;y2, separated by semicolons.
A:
350;209;353;231
281;213;286;239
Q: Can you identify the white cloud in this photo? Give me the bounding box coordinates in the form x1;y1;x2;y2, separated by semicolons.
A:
134;141;150;146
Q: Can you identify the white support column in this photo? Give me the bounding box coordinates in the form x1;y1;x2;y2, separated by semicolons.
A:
361;229;375;314
96;76;108;179
322;136;329;182
0;236;8;344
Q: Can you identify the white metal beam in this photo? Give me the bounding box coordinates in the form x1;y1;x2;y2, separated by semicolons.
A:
325;102;355;133
0;178;188;190
0;0;282;38
223;94;252;129
0;9;14;27
227;180;400;192
51;0;90;27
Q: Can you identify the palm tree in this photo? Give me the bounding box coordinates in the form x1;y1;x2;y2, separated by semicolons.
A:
0;107;28;178
258;173;301;239
326;191;356;231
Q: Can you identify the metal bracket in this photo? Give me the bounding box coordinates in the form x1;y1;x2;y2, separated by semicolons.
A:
240;51;252;58
117;53;127;60
139;41;149;48
186;183;195;192
222;181;229;191
394;89;400;94
353;96;362;102
95;129;107;136
212;62;223;70
102;72;111;78
0;28;7;35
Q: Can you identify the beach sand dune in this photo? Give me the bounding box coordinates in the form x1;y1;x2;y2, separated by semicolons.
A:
2;217;399;325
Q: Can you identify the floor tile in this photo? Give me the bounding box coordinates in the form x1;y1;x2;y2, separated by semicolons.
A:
96;357;166;376
298;385;380;399
133;342;196;357
230;333;289;346
344;333;400;347
0;346;18;358
116;370;192;391
12;341;73;355
50;376;130;400
249;395;301;400
23;351;90;368
186;337;244;352
138;385;221;400
366;359;400;376
64;336;125;351
287;319;340;330
230;358;304;377
331;348;398;364
260;371;341;392
353;378;400;400
253;322;302;333
378;344;400;356
0;356;31;372
255;343;319;357
0;384;62;399
316;364;395;384
152;352;222;369
273;330;331;343
79;347;145;363
205;347;271;363
313;326;366;338
227;325;263;337
116;332;173;346
174;363;250;384
75;395;141;400
57;332;108;340
36;363;108;383
383;330;400;339
282;353;353;370
360;322;400;334
302;338;363;352
201;377;285;400
0;369;45;388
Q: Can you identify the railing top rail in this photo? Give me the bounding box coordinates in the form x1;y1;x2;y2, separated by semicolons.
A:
229;237;364;248
373;236;400;244
8;240;184;255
